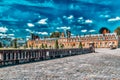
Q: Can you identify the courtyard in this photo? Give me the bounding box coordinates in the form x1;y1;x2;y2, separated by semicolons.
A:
0;48;120;80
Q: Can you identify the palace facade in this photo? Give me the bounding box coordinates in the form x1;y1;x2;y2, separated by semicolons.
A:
27;33;118;49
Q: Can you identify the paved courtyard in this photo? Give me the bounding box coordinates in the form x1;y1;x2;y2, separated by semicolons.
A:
0;48;120;80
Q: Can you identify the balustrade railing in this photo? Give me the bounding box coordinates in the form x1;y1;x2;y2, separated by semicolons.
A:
0;48;92;67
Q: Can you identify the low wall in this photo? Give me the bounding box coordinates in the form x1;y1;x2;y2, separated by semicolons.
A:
0;48;92;67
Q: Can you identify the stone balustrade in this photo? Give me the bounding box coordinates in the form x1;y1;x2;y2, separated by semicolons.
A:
0;48;92;67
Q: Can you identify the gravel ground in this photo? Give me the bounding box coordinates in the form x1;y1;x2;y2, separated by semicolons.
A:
0;48;120;80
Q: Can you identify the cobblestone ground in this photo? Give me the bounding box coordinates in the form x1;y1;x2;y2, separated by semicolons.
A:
0;48;120;80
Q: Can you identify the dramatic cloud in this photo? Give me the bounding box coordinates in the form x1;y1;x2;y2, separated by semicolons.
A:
57;26;71;30
81;29;87;32
71;34;74;36
8;34;14;36
41;32;48;35
68;15;74;19
0;0;120;37
37;18;48;25
36;32;48;35
25;29;31;32
27;23;35;27
85;19;93;24
89;30;96;32
99;14;110;18
0;27;8;33
78;17;83;20
0;33;4;36
108;17;120;22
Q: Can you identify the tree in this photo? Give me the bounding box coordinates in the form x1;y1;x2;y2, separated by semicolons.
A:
41;43;44;49
55;40;59;49
66;30;71;38
60;44;64;49
13;39;17;48
99;27;110;34
0;42;2;48
49;45;52;49
79;42;83;48
114;27;120;35
45;44;47;48
36;45;38;49
50;32;61;38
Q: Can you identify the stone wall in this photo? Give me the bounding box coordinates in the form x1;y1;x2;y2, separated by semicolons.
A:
0;48;92;67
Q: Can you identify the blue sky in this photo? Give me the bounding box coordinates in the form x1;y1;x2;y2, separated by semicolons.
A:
0;0;120;38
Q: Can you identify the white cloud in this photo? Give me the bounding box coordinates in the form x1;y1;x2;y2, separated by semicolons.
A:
26;36;31;38
26;36;31;40
8;34;14;36
56;27;60;29
11;37;15;40
78;17;83;20
36;32;41;34
37;18;48;25
27;23;34;27
100;14;110;18
89;30;96;32
0;34;7;37
104;15;110;18
0;33;3;36
49;33;52;36
0;27;8;33
81;29;87;32
57;26;71;30
108;16;120;22
37;32;48;35
41;32;48;35
71;34;74;36
85;19;93;23
68;15;74;19
25;29;31;32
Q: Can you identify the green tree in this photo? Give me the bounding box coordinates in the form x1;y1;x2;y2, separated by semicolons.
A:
36;45;38;49
55;40;59;49
66;30;71;38
79;42;83;48
50;32;61;38
41;43;44;49
114;27;120;35
49;45;52;49
13;39;17;48
0;42;2;48
45;44;47;48
99;27;110;34
60;44;64;49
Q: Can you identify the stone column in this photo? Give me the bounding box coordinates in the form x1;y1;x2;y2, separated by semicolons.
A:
24;52;26;59
6;53;9;61
0;53;3;61
21;51;23;59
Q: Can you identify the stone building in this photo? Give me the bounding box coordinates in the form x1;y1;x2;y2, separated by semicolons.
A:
27;33;118;49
